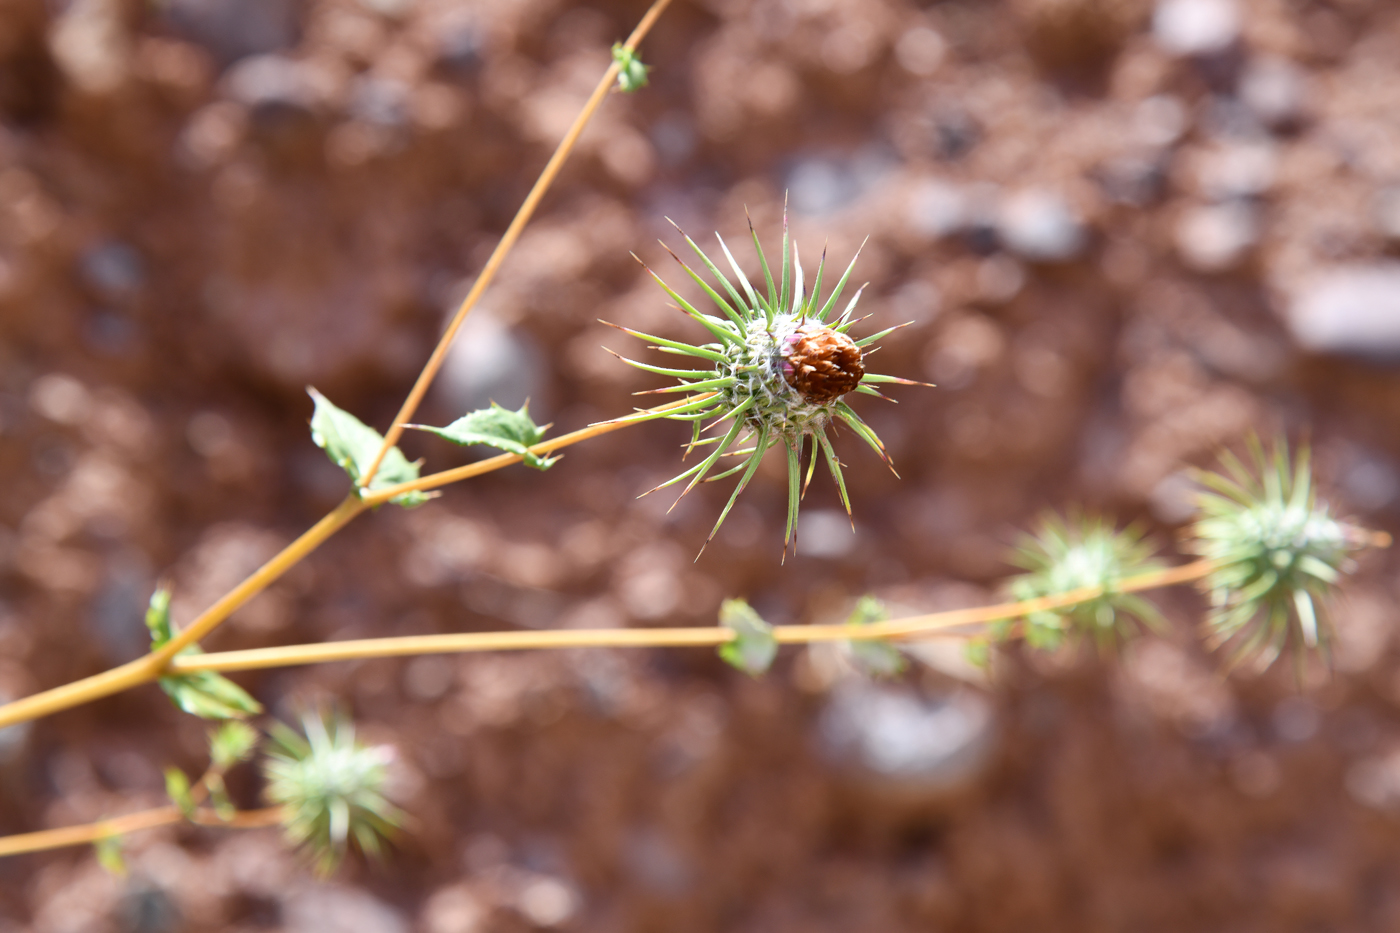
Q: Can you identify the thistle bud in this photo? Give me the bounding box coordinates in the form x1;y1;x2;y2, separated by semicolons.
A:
780;323;865;403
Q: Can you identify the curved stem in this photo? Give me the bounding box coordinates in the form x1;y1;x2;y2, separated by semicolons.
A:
359;0;676;487
0;496;366;731
171;561;1220;674
0;805;283;858
362;394;715;506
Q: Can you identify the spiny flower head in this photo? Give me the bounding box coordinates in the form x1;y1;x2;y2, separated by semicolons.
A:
1007;513;1165;651
1187;439;1383;670
607;211;927;556
263;712;402;874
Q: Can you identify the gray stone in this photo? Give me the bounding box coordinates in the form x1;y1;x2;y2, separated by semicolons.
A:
1287;264;1400;360
163;0;299;66
1239;56;1308;129
80;241;143;298
1372;187;1400;242
285;886;408;933
1152;0;1240;56
786;148;894;217
436;309;548;417
223;54;317;126
1194;141;1277;200
819;682;996;792
1174;200;1258;272
348;76;410;128
997;188;1087;263
907;179;969;239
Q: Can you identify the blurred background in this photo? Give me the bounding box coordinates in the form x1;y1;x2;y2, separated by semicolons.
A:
3;0;1400;928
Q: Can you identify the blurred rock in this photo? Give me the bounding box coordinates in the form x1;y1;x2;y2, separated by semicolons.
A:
786;149;893;217
512;875;579;927
421;884;487;933
162;0;299;66
1192;141;1276;200
795;509;857;559
1371;187;1400;243
1174;201;1258;272
436;309;547;417
284;885;408;933
929;106;980;161
1095;153;1169;206
996;189;1087;262
819;682;996;794
1286;265;1400;360
222;54;320;153
1238;56;1308;129
79;241;144;300
48;0;131;95
894;26;946;77
348;76;410;129
1133;95;1188;147
1152;0;1240;57
433;18;484;77
114;882;180;933
907;179;969;240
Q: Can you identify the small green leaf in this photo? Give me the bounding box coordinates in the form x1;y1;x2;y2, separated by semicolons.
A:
717;598;777;675
308;388;431;507
160;671;262;721
407;402;558;471
611;43;650;93
841;596;906;678
210;721;260;771
95;835;126;876
963;639;991;670
146;588;263;720
164;767;195;819
207;774;236;822
145;586;174;647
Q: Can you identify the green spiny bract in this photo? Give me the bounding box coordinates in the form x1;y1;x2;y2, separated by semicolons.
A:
1188;439;1378;670
1006;513;1166;651
609;212;927;555
262;713;401;875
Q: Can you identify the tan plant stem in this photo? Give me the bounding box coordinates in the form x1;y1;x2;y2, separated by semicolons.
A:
361;394;714;506
359;0;676;487
171;560;1221;674
0;397;699;730
0;806;284;858
0;496;368;730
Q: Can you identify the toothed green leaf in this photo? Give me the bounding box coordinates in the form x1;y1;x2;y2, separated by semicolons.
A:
717;598;777;675
94;835;126;876
842;596;906;677
308;388;431;507
165;767;195;819
207;774;235;822
146;588;263;721
408;401;558;471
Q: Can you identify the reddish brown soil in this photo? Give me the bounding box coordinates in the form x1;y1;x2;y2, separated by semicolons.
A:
3;0;1400;930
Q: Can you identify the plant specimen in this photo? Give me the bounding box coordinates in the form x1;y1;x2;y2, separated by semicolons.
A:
0;0;1390;880
612;215;927;553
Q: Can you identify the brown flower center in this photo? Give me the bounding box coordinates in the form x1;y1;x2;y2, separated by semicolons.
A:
780;324;864;404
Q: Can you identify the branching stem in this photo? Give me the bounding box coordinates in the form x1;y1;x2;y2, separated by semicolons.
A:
0;806;282;858
169;560;1221;673
358;0;675;487
0;398;704;730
